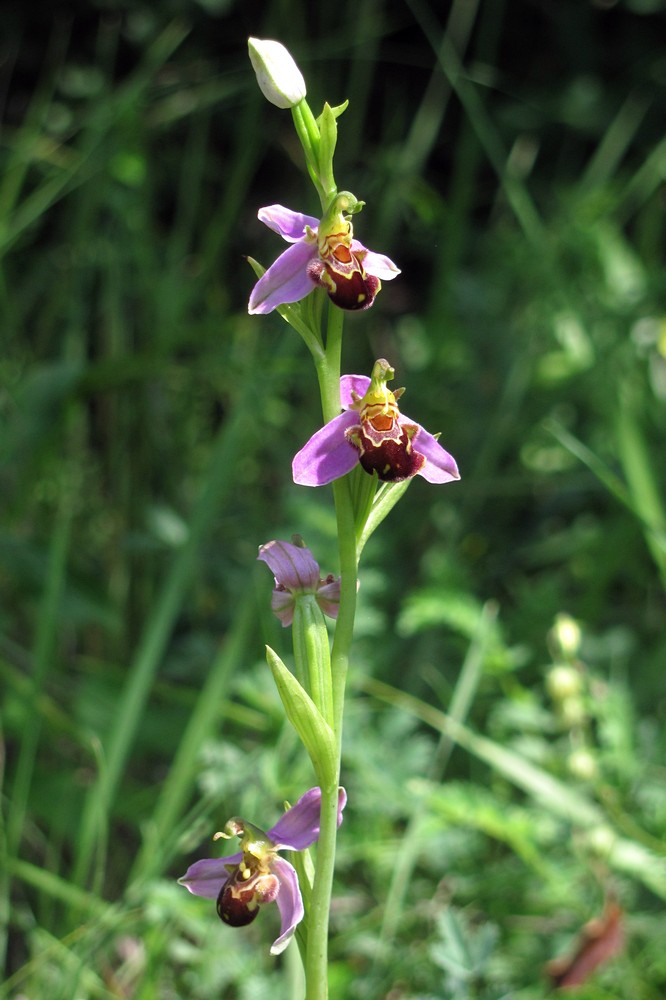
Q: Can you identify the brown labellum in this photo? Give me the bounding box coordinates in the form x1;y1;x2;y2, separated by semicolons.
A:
216;866;279;929
355;425;425;482
307;254;380;311
216;879;261;927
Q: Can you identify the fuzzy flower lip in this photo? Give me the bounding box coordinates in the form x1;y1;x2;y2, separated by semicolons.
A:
179;787;347;955
248;198;400;315
248;38;306;109
292;360;460;486
258;538;341;626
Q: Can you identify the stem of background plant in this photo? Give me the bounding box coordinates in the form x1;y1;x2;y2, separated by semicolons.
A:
305;303;358;999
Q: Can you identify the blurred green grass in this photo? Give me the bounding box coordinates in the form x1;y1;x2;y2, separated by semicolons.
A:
1;0;665;997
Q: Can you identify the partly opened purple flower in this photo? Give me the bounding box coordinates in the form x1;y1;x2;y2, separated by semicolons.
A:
293;359;460;486
179;787;347;955
258;537;341;626
248;192;399;314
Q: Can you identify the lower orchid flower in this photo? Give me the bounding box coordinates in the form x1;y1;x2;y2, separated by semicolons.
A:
257;537;341;626
292;359;460;486
179;787;347;955
248;192;399;314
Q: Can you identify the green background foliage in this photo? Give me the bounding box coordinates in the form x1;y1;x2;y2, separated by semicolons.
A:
1;0;665;996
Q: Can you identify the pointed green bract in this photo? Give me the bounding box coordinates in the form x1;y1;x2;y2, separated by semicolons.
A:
316;102;345;205
265;645;337;787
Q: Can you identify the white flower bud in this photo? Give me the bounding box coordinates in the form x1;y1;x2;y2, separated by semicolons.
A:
248;38;306;109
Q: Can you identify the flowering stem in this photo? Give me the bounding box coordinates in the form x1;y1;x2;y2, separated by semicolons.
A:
305;302;358;999
317;300;358;738
329;476;358;736
317;302;343;422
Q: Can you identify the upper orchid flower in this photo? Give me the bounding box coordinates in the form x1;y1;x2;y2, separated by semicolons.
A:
179;787;347;955
248;192;400;314
258;537;341;626
293;359;460;486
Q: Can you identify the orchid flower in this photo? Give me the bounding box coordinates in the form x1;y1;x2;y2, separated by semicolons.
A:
293;359;460;486
258;538;340;626
179;787;347;955
248;192;399;314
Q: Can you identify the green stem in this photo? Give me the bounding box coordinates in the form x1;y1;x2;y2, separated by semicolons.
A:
316;307;342;421
316;301;358;738
329;477;357;737
305;303;358;999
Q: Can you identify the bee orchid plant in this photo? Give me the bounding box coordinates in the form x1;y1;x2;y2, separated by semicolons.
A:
179;37;460;1000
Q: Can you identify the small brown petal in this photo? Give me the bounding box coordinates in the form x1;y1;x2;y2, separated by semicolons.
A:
546;900;625;990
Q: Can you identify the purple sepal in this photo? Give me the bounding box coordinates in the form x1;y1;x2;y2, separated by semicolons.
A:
257;539;320;592
249;240;317;314
179;852;242;899
292;410;359;486
407;421;460;482
257;205;319;242
352;244;400;280
269;786;347;851
340;374;370;407
269;856;304;954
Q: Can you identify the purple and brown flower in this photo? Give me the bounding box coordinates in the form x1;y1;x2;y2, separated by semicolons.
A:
292;359;460;486
179;787;347;955
248;194;399;314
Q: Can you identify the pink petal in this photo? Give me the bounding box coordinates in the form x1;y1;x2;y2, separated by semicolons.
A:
248;241;317;314
340;374;370;409
258;205;319;242
268;787;347;851
178;852;242;899
292;411;360;486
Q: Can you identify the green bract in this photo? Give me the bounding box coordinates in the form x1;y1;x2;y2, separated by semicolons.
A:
265;645;337;788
